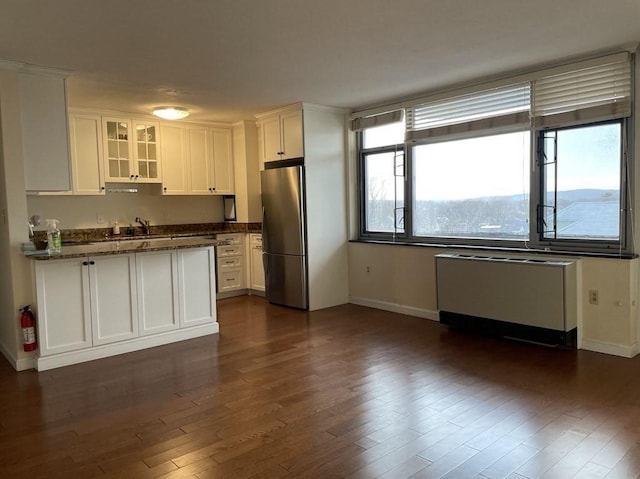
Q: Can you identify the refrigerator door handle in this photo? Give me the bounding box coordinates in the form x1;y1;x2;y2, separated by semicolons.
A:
261;206;268;252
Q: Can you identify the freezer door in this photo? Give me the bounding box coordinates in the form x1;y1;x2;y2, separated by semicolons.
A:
264;253;308;310
261;166;305;256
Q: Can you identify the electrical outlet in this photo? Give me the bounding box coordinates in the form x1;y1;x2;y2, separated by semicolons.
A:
589;289;599;305
97;215;105;224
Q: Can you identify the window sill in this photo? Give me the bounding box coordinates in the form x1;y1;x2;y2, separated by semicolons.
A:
350;238;636;260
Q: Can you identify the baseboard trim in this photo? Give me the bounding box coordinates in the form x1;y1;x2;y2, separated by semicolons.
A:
217;289;249;299
36;322;219;371
0;340;37;371
349;296;438;321
580;339;639;358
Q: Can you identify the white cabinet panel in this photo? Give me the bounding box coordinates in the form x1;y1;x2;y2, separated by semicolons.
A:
280;110;304;160
34;259;92;356
210;128;234;194
250;234;265;292
69;113;105;195
21;72;71;191
178;247;216;327
90;254;138;345
188;127;210;194
160;124;189;194
136;251;179;335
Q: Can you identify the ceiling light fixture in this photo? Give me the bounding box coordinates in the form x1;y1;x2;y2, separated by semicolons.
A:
152;106;190;120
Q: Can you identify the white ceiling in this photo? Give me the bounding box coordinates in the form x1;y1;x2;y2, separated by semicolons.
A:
1;0;639;123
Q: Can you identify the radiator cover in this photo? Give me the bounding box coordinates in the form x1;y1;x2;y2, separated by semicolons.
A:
435;253;577;346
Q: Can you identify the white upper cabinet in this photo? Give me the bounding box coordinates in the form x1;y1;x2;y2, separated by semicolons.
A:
103;117;161;183
161;124;233;195
188;127;210;194
20;72;71;191
259;108;303;162
209;128;234;194
160;124;189;194
68;113;105;195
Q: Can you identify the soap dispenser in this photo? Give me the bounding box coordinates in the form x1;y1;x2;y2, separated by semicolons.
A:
45;219;62;254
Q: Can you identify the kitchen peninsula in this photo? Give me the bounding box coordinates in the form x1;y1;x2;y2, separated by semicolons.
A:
26;233;222;371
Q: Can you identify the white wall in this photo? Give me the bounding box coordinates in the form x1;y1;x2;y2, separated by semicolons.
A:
232;121;261;223
349;243;639;357
0;69;38;370
27;187;224;231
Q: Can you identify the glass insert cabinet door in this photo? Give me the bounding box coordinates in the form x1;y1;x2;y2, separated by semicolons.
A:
134;122;160;181
104;118;132;181
103;118;162;182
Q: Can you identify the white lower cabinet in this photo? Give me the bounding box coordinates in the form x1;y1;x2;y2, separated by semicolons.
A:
33;246;217;370
178;247;216;327
216;233;245;296
249;234;265;292
90;254;138;345
136;250;179;335
34;258;93;356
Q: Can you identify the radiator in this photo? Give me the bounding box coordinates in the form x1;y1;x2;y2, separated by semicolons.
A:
435;253;577;345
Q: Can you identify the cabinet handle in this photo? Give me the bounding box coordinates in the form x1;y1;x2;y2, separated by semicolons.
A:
226;278;235;282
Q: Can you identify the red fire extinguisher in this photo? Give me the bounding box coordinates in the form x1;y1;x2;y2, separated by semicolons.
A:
20;305;37;352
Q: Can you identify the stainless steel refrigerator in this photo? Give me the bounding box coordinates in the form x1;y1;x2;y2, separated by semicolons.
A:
260;163;308;310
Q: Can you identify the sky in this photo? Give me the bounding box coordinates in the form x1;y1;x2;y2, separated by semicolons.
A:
365;122;621;202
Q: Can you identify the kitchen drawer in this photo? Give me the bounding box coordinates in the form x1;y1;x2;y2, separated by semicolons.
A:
217;256;242;269
218;269;242;291
250;234;262;246
217;233;243;245
217;245;242;257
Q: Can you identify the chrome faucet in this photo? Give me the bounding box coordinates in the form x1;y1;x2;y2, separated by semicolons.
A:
135;217;150;235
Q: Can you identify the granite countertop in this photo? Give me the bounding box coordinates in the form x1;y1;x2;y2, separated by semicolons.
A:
25;236;221;261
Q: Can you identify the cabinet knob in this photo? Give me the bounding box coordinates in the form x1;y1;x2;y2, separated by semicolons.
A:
89;261;95;265
163;187;167;191
82;261;89;266
100;186;105;191
130;175;134;179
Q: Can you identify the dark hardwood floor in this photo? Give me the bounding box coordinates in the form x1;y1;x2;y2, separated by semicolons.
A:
2;296;640;478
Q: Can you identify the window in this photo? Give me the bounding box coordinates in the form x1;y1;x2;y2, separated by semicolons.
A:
537;121;623;242
353;52;633;254
359;121;405;236
413;131;530;240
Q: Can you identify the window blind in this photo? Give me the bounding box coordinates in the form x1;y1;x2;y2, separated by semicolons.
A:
532;54;631;129
406;83;530;142
351;109;404;131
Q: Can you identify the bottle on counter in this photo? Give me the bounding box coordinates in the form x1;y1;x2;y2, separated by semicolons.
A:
112;220;120;235
45;219;62;254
